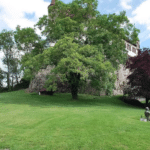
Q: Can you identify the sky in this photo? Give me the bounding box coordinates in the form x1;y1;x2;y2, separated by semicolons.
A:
0;0;150;87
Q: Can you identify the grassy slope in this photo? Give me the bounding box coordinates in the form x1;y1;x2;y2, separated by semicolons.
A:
0;90;149;150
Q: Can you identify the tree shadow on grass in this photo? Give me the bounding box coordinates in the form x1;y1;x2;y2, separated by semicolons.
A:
119;96;149;109
0;89;146;109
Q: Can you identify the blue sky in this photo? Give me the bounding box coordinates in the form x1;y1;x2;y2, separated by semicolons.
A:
0;0;150;87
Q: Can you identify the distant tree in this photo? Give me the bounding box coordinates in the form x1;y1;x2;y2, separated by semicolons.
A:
14;26;40;54
0;28;26;91
1;48;23;91
14;25;49;90
0;29;15;91
130;25;140;45
125;48;150;106
0;68;5;89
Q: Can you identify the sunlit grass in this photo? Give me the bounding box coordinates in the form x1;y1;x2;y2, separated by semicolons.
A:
0;89;149;150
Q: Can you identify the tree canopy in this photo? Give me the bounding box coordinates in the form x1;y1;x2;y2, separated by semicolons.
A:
19;0;140;99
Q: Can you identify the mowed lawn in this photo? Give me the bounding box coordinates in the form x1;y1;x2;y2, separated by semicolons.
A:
0;89;150;150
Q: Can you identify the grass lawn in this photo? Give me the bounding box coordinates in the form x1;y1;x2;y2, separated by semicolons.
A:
0;89;149;150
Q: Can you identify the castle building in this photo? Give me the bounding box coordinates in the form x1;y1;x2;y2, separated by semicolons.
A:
113;40;139;95
28;0;140;96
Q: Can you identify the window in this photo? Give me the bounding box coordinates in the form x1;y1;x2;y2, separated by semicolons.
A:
127;44;131;51
132;47;136;53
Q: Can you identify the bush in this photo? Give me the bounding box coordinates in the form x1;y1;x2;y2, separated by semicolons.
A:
13;78;30;91
0;78;30;93
0;87;11;93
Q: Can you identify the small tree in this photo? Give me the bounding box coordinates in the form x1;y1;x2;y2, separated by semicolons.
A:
125;48;150;106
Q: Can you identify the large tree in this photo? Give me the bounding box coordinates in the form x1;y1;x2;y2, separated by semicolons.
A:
20;0;140;99
125;48;150;106
25;34;115;99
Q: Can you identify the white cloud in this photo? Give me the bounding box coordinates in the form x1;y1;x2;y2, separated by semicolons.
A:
0;0;49;31
0;0;50;87
120;0;132;10
131;0;150;29
127;0;150;44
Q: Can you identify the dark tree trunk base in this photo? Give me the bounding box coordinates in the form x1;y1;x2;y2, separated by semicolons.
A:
146;98;150;107
67;72;80;100
40;90;54;96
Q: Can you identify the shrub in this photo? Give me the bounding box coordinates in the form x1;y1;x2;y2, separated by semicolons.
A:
0;87;11;93
12;78;30;91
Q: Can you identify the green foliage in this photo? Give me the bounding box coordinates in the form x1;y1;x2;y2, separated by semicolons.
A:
32;34;116;97
19;51;45;83
21;0;140;99
0;68;5;88
14;26;50;86
0;29;14;50
0;87;9;93
13;78;30;91
0;29;16;90
130;25;140;45
14;26;40;53
31;39;47;56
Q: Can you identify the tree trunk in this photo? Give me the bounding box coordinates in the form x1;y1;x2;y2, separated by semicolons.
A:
30;78;33;92
15;74;19;85
7;68;10;91
146;97;149;106
71;83;78;100
106;89;109;96
7;53;11;91
68;72;80;100
11;76;13;91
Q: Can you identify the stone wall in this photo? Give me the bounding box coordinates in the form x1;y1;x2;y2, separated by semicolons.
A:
28;65;55;93
27;63;134;96
113;64;131;95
